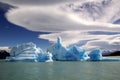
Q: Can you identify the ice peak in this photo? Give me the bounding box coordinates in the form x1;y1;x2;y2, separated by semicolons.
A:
57;37;62;45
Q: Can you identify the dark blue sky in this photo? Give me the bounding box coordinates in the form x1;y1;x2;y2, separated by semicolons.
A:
0;2;51;49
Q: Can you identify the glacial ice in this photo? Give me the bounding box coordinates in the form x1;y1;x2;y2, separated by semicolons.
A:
6;42;53;62
6;37;120;62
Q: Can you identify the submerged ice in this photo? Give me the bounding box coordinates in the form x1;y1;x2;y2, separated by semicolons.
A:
6;37;120;62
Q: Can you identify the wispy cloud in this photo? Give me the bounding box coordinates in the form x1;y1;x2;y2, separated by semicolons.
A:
39;31;120;51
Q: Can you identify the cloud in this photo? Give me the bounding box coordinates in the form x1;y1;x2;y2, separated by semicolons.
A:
1;0;120;51
108;36;120;45
0;0;76;6
82;34;120;51
6;4;120;32
0;46;10;52
6;6;84;32
39;31;120;51
2;0;120;32
62;0;120;23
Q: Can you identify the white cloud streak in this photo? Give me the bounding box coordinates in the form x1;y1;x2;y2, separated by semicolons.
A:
39;31;120;51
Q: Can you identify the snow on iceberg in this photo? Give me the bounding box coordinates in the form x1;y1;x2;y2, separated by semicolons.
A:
6;42;53;62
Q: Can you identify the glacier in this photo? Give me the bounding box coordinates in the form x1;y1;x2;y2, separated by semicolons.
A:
6;37;120;62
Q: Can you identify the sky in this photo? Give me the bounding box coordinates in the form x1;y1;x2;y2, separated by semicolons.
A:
0;0;120;51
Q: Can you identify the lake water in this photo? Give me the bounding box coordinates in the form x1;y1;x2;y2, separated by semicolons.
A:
0;60;120;80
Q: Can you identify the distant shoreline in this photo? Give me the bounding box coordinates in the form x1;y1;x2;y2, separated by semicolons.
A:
103;51;120;56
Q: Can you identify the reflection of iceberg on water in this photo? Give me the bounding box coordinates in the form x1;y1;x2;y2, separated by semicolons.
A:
6;42;53;62
6;37;120;62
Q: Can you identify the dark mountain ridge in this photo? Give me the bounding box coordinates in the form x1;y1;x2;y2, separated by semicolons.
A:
0;50;10;59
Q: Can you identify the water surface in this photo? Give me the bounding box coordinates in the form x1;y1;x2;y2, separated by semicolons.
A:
0;60;120;80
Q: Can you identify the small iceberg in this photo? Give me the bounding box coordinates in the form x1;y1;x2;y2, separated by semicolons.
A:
89;48;102;61
88;48;120;61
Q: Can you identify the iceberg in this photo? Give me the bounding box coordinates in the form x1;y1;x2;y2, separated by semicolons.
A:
89;48;120;61
47;37;89;61
89;48;102;61
6;42;53;62
47;37;120;61
6;37;120;62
